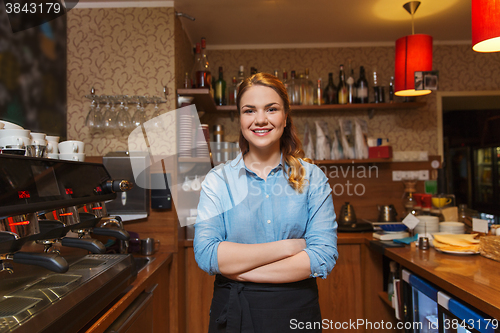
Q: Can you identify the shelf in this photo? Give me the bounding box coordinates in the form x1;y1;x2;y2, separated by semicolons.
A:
178;157;211;163
216;102;425;112
177;88;216;113
314;158;392;165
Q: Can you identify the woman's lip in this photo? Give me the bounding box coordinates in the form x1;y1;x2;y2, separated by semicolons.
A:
251;129;273;136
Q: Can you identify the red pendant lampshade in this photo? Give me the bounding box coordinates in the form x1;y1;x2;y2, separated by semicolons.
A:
472;0;500;52
394;34;433;97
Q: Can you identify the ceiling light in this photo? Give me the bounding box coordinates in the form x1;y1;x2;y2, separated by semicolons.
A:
394;1;433;97
472;0;500;52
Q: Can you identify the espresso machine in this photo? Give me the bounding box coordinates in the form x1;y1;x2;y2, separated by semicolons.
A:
0;154;137;333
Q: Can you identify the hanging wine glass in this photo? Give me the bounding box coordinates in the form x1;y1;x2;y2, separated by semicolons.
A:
151;96;163;129
85;100;97;128
131;96;147;128
116;96;132;131
102;96;116;130
94;103;103;130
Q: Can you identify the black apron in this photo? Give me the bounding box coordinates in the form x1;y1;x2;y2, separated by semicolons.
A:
208;275;322;333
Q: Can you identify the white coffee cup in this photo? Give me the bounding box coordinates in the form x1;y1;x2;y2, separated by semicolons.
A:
46;136;60;153
58;140;85;154
0;120;23;129
47;153;59;159
0;129;30;139
0;136;31;148
59;153;85;162
30;132;47;146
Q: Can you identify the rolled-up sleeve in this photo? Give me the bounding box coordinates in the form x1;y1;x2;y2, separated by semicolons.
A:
303;166;338;279
193;172;226;275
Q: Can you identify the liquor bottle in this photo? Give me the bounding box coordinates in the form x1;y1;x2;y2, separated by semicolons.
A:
337;65;348;105
389;76;394;103
237;65;245;87
314;78;323;105
302;68;314;105
372;68;380;103
197;38;212;95
323;73;337;104
347;68;355;104
191;42;201;88
183;72;190;89
214;66;226;106
282;70;288;88
290;70;299;105
274;69;280;79
228;76;237;105
356;66;369;103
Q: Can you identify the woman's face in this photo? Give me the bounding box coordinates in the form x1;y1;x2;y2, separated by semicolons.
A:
239;85;287;153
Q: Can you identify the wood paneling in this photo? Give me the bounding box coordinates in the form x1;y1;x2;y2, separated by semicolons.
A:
317;244;364;332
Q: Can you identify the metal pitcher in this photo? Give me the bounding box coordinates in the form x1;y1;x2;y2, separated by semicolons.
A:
377;204;398;222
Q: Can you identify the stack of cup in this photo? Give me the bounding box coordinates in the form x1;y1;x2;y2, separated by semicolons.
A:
439;222;465;234
0;129;31;155
46;136;60;159
58;140;85;161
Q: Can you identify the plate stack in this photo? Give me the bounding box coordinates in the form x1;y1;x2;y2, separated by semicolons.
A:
179;114;193;157
195;124;210;158
439;222;465;234
415;216;439;235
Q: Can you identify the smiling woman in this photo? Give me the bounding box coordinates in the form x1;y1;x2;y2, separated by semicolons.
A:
193;73;338;333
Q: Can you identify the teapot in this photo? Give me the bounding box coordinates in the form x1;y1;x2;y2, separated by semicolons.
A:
377;204;398;222
338;202;357;226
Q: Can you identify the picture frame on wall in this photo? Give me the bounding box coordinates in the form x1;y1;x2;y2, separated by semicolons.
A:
415;70;439;91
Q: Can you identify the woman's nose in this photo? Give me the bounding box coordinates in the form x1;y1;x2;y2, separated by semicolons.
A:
254;110;268;125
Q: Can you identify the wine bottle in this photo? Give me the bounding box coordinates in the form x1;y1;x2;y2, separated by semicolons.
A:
197;38;212;95
337;65;348;105
356;66;369;103
347;68;355;104
389;76;394;103
228;76;238;105
372;68;380;103
323;73;337;104
315;78;323;105
214;66;226;106
191;42;201;88
237;65;245;87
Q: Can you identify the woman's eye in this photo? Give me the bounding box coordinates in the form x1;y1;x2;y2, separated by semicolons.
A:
268;107;277;112
243;109;254;113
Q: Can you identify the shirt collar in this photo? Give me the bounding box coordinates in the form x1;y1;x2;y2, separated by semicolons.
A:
234;152;285;178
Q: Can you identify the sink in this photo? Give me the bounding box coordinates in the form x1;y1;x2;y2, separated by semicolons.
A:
133;256;156;273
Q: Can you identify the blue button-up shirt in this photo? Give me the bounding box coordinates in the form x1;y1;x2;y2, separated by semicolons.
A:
193;153;338;279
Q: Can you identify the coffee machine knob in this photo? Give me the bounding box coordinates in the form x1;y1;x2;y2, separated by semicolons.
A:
102;180;134;193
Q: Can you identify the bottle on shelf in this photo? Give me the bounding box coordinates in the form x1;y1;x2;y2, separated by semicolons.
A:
302;68;314;105
237;65;245;87
290;70;300;105
273;69;280;79
372;68;380;103
191;42;202;88
356;66;369;103
323;72;337;104
347;67;355;104
282;69;289;89
197;38;212;96
214;66;226;106
183;72;190;89
228;76;238;106
389;76;395;103
314;78;323;105
337;65;348;105
250;67;258;75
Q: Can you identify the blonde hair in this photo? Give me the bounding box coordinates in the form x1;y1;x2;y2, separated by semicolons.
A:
237;73;312;192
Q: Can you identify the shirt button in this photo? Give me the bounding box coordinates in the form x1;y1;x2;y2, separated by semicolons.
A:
267;220;271;224
271;172;274;175
266;195;269;198
313;273;318;277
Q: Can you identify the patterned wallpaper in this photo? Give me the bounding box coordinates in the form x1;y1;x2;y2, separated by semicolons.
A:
67;7;181;156
203;44;500;155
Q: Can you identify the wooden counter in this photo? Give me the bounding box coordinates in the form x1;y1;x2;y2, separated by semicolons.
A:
384;244;500;320
83;250;173;333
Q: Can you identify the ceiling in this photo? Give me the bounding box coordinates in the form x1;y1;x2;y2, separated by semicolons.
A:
173;0;472;49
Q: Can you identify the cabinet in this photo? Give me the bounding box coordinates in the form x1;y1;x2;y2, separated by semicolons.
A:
473;147;500;215
181;238;398;333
